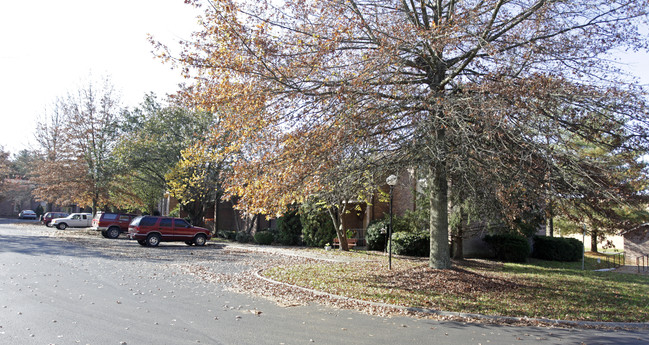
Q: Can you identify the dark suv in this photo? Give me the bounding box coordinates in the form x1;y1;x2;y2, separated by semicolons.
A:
92;212;137;239
41;212;69;227
128;216;211;247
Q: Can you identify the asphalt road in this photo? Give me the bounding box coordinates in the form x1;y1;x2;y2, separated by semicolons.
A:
0;219;647;345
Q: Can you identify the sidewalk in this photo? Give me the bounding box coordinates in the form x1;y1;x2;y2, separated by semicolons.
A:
217;241;375;263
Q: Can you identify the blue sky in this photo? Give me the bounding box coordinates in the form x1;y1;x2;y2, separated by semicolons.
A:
0;1;647;156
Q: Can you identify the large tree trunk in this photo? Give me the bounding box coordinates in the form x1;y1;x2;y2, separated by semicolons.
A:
451;206;467;260
245;214;259;234
591;230;599;253
182;201;205;226
451;232;463;260
232;206;241;232
429;128;451;269
545;198;554;237
214;189;220;234
92;195;98;216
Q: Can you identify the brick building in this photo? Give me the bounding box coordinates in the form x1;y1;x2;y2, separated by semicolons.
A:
621;224;649;265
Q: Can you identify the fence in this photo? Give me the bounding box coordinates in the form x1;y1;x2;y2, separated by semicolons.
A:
601;252;625;269
637;254;648;273
348;228;366;247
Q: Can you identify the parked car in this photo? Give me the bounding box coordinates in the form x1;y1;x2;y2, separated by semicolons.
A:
91;212;137;239
41;212;70;227
128;216;211;247
51;213;92;230
18;210;37;219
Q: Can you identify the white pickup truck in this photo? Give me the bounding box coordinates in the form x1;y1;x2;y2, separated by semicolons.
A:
51;213;93;230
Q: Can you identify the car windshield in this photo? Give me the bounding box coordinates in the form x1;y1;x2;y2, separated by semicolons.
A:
130;216;143;226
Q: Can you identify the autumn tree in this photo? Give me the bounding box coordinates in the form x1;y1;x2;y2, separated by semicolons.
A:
165;0;649;268
298;160;377;251
113;94;215;213
32;97;84;208
32;78;123;213
165;123;232;226
0;147;11;198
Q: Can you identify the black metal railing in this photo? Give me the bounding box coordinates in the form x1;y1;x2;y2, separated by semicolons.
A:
637;254;648;273
601;252;624;269
348;228;366;246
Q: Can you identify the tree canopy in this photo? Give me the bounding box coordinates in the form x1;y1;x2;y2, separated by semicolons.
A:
114;93;216;213
0;147;11;198
32;79;122;213
552;120;649;251
162;0;649;267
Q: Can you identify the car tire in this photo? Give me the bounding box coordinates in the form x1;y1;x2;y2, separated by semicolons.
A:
101;230;109;238
194;234;207;246
146;233;161;247
137;240;147;246
45;222;52;227
106;227;120;239
57;223;67;230
185;241;194;246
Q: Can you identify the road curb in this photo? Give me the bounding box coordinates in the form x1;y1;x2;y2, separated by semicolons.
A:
254;269;649;330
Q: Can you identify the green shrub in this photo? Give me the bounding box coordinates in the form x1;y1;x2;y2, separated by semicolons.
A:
235;231;253;243
366;219;388;251
532;236;583;262
217;229;237;240
391;231;430;257
169;205;181;218
276;207;302;245
254;231;275;245
483;233;530;262
392;210;428;233
300;201;336;247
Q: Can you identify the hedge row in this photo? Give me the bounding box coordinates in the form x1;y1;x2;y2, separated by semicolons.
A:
532;235;583;262
483;233;530;263
254;231;274;245
391;231;430;257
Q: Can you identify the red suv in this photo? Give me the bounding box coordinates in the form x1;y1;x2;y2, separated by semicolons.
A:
92;212;137;239
41;212;69;227
128;216;211;247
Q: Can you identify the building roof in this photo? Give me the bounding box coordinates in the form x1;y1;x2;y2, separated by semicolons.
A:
620;223;649;236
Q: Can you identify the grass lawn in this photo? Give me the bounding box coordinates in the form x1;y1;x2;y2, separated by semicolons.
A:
262;251;648;323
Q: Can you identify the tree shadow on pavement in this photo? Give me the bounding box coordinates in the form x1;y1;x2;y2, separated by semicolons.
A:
0;233;112;259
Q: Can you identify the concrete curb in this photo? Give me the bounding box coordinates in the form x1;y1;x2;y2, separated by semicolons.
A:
222;242;649;329
253;270;649;330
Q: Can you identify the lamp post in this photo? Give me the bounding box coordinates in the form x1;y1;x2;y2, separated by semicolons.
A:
386;174;397;270
582;224;586;270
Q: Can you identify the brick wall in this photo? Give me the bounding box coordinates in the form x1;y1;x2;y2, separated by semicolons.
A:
623;226;649;264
